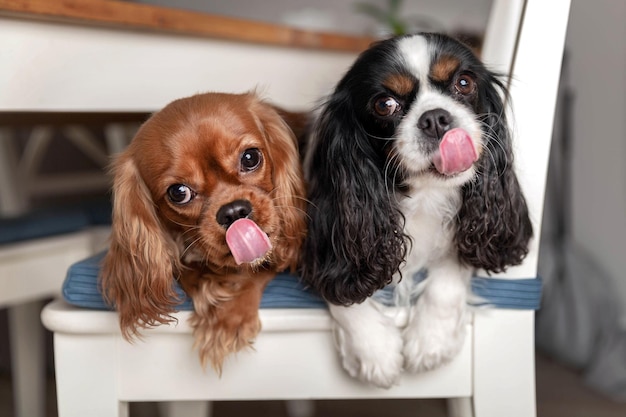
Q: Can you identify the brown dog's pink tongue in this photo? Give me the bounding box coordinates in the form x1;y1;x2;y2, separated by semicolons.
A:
432;128;478;175
225;218;272;265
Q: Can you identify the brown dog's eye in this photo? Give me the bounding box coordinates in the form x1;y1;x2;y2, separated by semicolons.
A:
240;148;262;172
455;74;476;95
373;96;401;117
167;184;195;204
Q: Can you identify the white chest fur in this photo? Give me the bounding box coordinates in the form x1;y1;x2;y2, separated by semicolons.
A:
399;186;461;277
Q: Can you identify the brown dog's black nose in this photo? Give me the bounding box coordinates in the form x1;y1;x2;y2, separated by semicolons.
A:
216;199;252;228
418;108;452;140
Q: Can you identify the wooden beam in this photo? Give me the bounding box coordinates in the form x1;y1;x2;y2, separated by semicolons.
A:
0;0;376;52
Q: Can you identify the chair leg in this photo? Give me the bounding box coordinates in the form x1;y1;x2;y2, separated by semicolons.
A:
9;301;46;417
447;397;473;417
53;333;129;417
285;400;315;417
157;401;212;417
473;310;536;417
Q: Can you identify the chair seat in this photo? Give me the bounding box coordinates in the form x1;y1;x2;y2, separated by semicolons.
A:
41;297;476;399
63;251;327;310
0;198;111;246
62;252;542;311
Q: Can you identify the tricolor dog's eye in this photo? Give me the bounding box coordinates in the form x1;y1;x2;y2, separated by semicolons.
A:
167;184;195;204
240;148;263;172
454;74;476;95
373;96;401;117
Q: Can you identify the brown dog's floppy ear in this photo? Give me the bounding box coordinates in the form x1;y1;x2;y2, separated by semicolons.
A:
252;98;307;272
100;152;181;339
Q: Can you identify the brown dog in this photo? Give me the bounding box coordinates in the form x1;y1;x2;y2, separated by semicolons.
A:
100;92;307;372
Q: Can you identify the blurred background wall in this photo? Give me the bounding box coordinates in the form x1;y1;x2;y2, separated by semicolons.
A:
567;0;626;315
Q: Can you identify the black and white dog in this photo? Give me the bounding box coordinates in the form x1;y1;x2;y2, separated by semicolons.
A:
301;33;532;388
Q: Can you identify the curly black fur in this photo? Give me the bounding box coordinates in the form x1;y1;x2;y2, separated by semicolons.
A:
300;89;409;305
456;74;533;271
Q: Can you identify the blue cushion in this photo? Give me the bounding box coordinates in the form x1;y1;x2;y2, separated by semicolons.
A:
372;270;542;310
63;252;326;310
0;199;112;245
471;276;543;309
63;252;541;311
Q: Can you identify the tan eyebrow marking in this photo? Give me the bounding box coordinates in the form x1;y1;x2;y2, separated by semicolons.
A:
431;54;461;82
382;73;416;96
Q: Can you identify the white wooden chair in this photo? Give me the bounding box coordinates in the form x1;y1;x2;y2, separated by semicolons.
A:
0;232;86;417
1;0;572;416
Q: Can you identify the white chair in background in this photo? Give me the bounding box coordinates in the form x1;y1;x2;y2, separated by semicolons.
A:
0;125;129;417
0;230;107;417
5;0;571;415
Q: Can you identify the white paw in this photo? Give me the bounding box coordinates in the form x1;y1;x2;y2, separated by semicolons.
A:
402;306;467;373
333;316;403;388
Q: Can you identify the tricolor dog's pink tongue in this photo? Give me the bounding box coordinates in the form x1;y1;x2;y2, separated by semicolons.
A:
432;128;478;175
225;218;272;265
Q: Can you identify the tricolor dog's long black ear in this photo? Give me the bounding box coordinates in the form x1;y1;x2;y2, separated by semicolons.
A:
300;91;408;305
456;74;533;272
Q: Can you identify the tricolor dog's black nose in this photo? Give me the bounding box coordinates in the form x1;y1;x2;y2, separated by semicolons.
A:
418;108;452;140
216;199;252;228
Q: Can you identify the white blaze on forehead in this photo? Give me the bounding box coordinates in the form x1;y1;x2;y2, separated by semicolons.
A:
393;35;484;188
397;35;431;90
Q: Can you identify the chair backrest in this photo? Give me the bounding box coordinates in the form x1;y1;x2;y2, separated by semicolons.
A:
480;0;572;279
